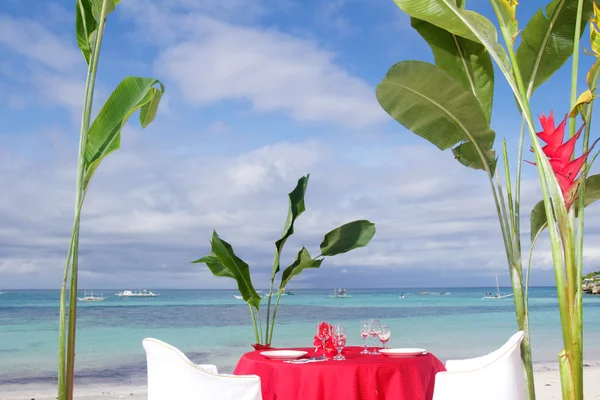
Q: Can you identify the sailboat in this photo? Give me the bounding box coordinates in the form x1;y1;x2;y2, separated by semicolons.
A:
481;274;513;299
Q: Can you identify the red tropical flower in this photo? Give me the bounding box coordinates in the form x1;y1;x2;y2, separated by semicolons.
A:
534;111;595;210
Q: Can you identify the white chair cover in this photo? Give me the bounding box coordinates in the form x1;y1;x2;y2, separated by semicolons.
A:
143;338;262;400
432;331;527;400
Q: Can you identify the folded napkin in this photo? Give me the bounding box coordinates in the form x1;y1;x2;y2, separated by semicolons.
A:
314;322;337;357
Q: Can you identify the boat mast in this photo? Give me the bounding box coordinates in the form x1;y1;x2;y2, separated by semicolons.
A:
495;273;500;296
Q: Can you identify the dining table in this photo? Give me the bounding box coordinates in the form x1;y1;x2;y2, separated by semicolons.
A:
233;346;446;400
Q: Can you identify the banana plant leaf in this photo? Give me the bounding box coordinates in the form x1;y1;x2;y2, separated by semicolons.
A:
280;247;323;289
376;60;496;173
516;0;593;96
75;0;97;64
393;0;510;70
194;231;262;308
530;174;600;242
83;77;164;191
320;220;376;256
193;255;234;278
271;175;309;279
410;18;494;123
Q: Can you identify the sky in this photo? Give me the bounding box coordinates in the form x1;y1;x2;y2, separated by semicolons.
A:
1;0;600;289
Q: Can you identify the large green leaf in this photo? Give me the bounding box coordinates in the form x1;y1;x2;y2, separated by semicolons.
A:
377;60;496;172
517;0;593;96
393;0;510;71
271;175;309;278
530;175;600;241
83;77;164;191
411;18;494;123
320;220;376;256
75;0;97;64
280;248;323;289
192;255;235;279
199;231;262;308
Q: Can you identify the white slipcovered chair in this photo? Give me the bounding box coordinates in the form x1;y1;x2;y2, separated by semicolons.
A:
432;331;527;400
142;338;262;400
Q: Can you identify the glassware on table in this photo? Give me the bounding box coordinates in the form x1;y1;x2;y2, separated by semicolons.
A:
378;325;391;349
316;321;332;360
368;319;382;354
360;320;370;354
332;328;347;361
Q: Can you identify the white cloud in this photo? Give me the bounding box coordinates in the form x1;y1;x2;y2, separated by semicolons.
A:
3;125;599;289
121;2;387;128
0;13;80;72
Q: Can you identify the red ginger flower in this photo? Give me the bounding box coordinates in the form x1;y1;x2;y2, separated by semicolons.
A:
534;111;596;210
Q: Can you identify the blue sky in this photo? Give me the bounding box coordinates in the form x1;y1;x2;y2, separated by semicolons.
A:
1;0;599;289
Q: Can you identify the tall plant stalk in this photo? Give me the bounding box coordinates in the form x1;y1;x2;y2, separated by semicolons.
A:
59;2;109;399
58;1;165;398
378;1;598;398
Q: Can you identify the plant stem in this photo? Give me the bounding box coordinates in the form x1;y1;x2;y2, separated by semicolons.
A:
574;59;598;400
61;2;109;399
268;290;284;345
264;279;275;344
248;304;259;344
570;0;585;138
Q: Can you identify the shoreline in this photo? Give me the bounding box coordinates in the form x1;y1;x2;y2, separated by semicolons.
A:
3;361;600;400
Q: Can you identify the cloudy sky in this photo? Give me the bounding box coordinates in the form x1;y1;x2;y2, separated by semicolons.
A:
1;0;600;289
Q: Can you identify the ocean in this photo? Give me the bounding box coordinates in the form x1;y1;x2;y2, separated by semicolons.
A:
2;287;600;388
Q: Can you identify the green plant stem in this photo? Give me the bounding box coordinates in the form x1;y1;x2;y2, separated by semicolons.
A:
567;2;586;397
61;2;109;399
514;118;526;244
268;291;284;345
574;64;598;399
257;307;263;344
502;141;516;234
264;279;276;344
248;304;260;344
570;0;585;138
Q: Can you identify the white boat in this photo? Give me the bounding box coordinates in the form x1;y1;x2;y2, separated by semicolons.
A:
77;291;105;302
115;289;159;297
399;294;406;299
328;288;352;298
482;274;513;299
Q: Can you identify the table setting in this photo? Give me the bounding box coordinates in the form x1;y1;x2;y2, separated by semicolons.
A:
233;319;445;400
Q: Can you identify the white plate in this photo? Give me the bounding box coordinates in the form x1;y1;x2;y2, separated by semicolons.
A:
260;350;308;360
378;348;427;358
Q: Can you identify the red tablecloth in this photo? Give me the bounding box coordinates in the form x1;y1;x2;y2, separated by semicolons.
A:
233;347;445;400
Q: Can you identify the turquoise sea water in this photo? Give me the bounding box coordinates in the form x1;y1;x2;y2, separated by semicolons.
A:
2;287;600;386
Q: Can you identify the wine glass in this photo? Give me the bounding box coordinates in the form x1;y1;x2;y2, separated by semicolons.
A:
333;329;347;361
316;321;331;359
368;319;382;354
360;320;370;354
378;325;391;349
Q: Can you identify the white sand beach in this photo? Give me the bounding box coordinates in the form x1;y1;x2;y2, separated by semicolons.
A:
3;362;600;400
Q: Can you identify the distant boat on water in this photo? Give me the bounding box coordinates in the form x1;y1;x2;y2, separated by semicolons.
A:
329;288;352;298
482;274;513;299
115;289;159;297
77;291;105;302
235;290;265;300
399;294;406;299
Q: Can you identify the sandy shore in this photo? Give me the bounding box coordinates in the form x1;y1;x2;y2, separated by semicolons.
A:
3;362;600;399
533;361;600;399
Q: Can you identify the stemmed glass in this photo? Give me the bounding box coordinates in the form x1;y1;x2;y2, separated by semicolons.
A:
378;325;391;349
368;319;382;354
360;320;370;354
316;321;332;360
332;324;347;361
